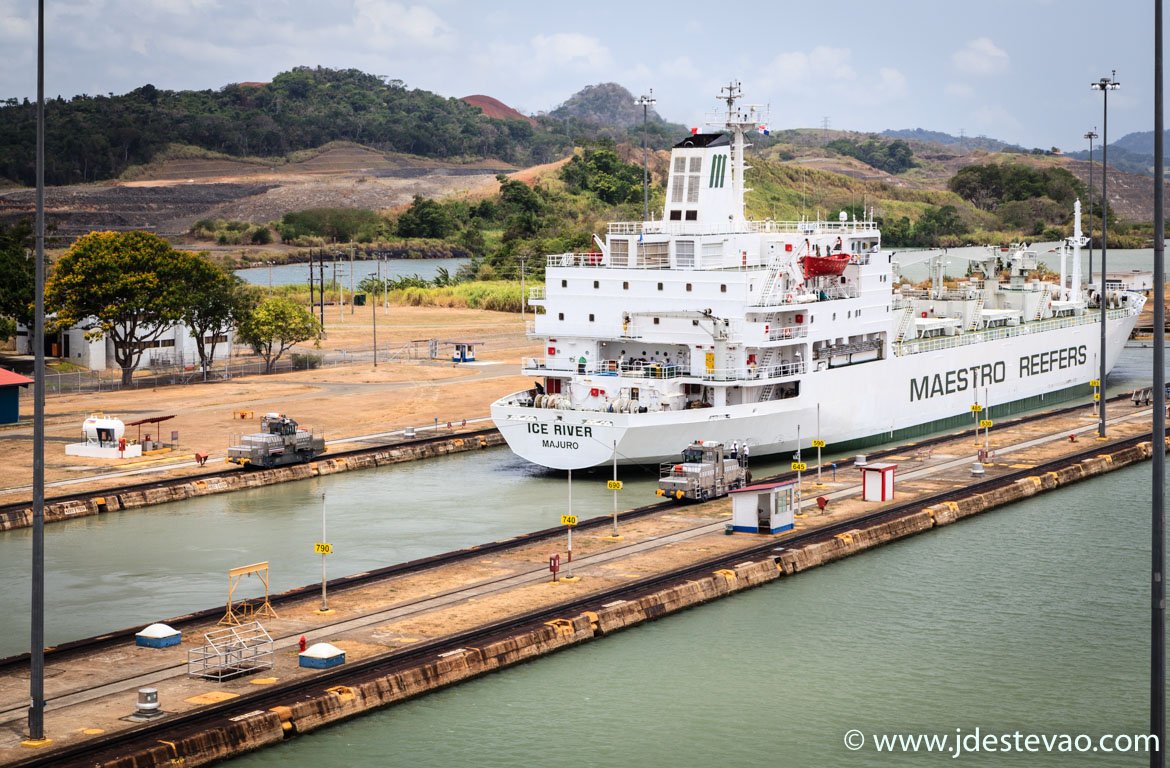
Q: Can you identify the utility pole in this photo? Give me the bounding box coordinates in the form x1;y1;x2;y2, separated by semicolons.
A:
373;254;379;368
318;258;326;334
27;0;46;745
519;254;526;316
635;90;656;222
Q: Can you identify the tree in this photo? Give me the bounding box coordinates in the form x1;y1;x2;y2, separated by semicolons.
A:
0;220;34;344
237;296;321;373
177;253;256;378
395;195;455;239
46;231;189;385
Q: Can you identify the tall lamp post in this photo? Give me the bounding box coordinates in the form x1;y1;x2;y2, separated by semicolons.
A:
1151;4;1165;764
635;90;656;222
27;0;46;745
1084;129;1098;287
1090;72;1119;439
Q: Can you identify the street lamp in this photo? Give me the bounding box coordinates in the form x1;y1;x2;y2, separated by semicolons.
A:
1090;72;1119;439
635;90;656;222
1083;129;1098;287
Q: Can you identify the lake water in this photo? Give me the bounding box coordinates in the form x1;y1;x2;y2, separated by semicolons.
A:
234;257;468;288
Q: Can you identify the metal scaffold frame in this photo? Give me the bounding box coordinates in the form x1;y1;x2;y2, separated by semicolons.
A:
187;621;274;681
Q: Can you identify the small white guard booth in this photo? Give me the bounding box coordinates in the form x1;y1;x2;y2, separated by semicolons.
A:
729;480;796;534
860;462;897;501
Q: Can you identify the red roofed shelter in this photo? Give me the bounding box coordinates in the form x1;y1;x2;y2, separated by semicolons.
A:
0;368;33;424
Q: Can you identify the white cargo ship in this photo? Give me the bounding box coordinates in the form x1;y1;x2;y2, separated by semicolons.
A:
491;83;1144;470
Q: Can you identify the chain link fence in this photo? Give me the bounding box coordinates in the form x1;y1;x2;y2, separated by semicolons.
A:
14;333;519;398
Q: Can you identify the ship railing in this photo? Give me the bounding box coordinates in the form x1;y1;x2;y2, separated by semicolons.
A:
894;306;1134;355
751;283;859;307
546;252;607;268
607;219;879;236
524;320;537;336
698;361;807;382
528;286;545;301
520;357;687;380
766;325;809;341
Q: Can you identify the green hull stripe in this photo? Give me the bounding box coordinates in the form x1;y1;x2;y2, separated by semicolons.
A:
824;382;1097;455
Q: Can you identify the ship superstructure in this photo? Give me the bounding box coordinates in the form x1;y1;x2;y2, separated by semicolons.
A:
491;83;1144;470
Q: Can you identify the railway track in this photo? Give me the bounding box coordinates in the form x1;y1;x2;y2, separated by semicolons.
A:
0;394;1133;674
8;420;1161;768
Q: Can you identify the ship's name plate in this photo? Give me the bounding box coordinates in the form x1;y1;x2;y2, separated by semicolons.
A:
910;345;1087;402
528;422;594;437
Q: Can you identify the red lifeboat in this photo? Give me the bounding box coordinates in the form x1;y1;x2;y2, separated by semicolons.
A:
799;252;851;280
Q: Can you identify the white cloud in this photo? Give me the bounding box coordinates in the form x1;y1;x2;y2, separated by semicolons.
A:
0;6;32;42
770;46;856;91
952;37;1009;76
945;82;974;99
530;33;612;71
150;0;221;14
351;1;456;49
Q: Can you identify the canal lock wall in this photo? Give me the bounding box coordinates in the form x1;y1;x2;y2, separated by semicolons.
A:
0;432;505;532
62;438;1170;767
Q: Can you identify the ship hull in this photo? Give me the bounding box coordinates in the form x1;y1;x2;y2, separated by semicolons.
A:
491;309;1140;470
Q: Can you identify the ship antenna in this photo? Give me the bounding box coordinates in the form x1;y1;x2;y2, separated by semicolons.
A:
711;80;767;226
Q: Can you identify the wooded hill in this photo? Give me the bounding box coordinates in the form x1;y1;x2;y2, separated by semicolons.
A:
0;69;668;187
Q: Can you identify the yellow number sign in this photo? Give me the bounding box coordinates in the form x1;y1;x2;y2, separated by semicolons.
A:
606;480;624;491
1089;379;1101;387
979;419;993;429
791;461;808;472
969;404;984;413
560;515;578;526
1093;393;1101;402
314;542;333;555
811;439;826;448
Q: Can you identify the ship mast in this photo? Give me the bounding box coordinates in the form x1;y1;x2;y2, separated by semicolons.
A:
715;81;766;227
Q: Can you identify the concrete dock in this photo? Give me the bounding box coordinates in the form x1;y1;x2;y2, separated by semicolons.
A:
0;400;1161;768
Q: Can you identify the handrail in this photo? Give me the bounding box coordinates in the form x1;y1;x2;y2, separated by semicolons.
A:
895;307;1137;355
607;219;879;236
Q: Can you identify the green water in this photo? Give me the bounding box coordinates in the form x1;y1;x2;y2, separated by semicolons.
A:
232;461;1159;768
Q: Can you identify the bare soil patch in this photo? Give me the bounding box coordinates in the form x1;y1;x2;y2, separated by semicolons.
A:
0;305;540;500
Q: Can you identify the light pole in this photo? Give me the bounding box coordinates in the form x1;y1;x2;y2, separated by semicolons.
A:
1151;4;1165;764
635;90;656;222
27;0;46;745
1083;129;1098;287
1090;72;1119;439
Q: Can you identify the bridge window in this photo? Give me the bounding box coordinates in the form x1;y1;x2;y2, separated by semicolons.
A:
589;314;595;322
687;157;702;203
676;240;695;268
558;313;564;320
610;239;629;267
593;280;599;289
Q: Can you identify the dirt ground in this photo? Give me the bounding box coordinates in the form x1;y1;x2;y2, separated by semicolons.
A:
0;305;540;500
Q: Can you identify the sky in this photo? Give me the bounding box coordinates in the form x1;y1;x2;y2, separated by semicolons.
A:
0;0;1165;152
